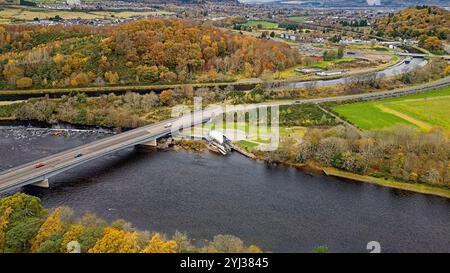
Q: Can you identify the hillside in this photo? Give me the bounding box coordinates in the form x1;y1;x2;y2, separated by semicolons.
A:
374;6;449;53
0;19;299;90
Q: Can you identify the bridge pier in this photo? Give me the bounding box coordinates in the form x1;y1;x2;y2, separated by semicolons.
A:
135;139;158;150
32;179;49;188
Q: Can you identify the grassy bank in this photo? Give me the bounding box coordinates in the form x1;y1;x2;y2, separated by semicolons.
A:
323;167;450;199
0;100;23;118
242;20;279;29
0;81;253;95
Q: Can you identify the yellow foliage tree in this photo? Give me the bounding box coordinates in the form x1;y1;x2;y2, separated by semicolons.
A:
141;233;177;253
2;60;23;85
207;69;218;81
99;55;110;68
159;89;174;106
23;32;32;42
89;227;139;253
31;208;65;252
104;71;120;84
246;245;263;253
243;62;254;78
0;207;13;252
61;224;84;252
70;72;90;87
444;65;450;76
423;36;443;53
16;77;33;88
53;53;64;64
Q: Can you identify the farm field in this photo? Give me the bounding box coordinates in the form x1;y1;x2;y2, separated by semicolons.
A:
0;6;172;23
332;86;450;131
242;20;278;29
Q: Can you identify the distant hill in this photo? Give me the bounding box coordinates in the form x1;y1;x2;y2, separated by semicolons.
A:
243;0;450;7
15;0;240;5
374;6;449;40
0;18;299;90
118;0;239;4
374;6;449;54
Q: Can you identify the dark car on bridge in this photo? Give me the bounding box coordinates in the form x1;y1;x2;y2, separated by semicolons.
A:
74;153;83;158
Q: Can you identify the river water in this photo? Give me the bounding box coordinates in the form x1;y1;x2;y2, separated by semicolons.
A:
1;127;449;253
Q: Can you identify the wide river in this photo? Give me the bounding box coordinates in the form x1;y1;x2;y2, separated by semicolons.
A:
1;127;449;253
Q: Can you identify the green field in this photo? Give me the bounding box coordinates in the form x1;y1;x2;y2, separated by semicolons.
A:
333;86;450;130
287;16;308;22
237;140;259;150
276;58;355;79
242;20;279;29
0;5;172;23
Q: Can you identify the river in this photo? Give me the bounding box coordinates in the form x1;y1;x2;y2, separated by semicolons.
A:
0;127;449;253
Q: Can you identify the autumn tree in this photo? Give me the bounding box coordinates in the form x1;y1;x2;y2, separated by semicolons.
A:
61;224;84;252
422;36;443;54
2;60;23;85
16;77;33;88
104;71;119;84
136;65;159;82
0;19;300;89
201;235;264;253
0;193;263;253
88;227;139;253
31;208;65;252
374;6;449;44
141;233;177;253
0;207;13;252
160;89;174;106
160;71;178;83
70;72;90;87
0;193;47;252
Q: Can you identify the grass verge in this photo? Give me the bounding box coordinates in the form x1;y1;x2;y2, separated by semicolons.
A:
323;167;450;199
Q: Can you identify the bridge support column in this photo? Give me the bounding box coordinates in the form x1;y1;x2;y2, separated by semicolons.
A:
136;139;158;150
32;179;49;188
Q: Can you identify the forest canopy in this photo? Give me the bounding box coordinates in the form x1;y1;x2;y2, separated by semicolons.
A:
0;19;300;90
374;6;449;54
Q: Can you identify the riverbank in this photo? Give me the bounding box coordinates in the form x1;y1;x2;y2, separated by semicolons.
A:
323;167;450;199
161;138;450;200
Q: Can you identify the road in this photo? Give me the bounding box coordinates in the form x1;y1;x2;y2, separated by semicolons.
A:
0;74;449;193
